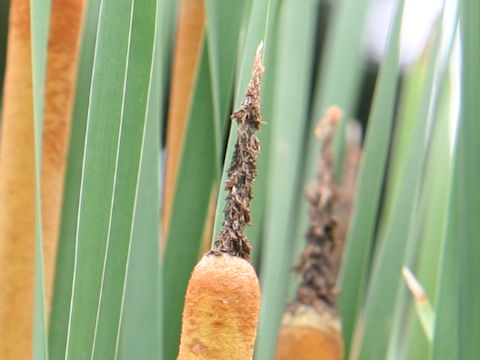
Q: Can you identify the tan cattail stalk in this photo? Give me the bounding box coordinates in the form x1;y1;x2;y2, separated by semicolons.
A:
0;1;35;358
0;0;84;358
162;0;205;246
177;43;264;360
276;106;345;360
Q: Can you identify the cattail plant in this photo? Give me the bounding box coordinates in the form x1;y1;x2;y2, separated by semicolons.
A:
276;106;345;360
177;43;264;360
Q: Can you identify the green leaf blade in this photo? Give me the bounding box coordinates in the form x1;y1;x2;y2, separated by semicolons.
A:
48;0;102;357
118;1;164;358
432;1;480;358
337;0;405;354
65;0;156;357
91;1;157;357
254;0;317;358
205;0;245;164
31;0;52;358
356;2;459;358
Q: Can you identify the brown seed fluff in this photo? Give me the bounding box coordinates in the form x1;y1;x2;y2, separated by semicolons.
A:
178;254;261;360
213;42;264;260
293;106;342;308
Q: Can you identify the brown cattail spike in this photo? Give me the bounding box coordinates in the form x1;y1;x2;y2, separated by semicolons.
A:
213;43;264;260
294;106;342;308
276;106;345;360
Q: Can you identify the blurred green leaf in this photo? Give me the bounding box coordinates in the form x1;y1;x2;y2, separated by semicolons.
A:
254;0;317;358
356;2;460;358
337;0;405;354
381;59;426;219
403;57;453;359
308;0;370;180
205;0;246;164
427;60;461;360
456;1;480;357
31;0;52;358
433;0;480;358
383;4;458;358
430;210;459;360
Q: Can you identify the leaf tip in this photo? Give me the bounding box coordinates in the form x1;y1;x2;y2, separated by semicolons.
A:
402;267;427;303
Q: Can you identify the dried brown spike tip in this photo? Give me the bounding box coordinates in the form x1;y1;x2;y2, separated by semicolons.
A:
213;42;265;260
315;105;342;142
293;106;342;310
276;107;345;360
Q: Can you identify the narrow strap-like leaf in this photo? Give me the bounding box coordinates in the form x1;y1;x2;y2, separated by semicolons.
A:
31;0;52;358
64;0;157;357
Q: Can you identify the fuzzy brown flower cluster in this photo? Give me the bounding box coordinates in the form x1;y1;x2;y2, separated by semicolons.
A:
214;44;265;260
294;107;342;310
